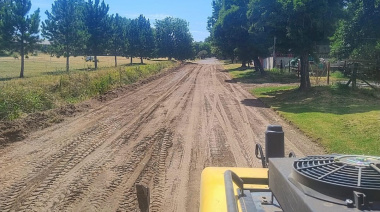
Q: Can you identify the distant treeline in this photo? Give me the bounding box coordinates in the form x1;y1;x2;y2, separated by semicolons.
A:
0;0;211;77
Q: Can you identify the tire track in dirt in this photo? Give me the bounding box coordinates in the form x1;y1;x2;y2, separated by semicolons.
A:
0;59;324;212
0;65;194;212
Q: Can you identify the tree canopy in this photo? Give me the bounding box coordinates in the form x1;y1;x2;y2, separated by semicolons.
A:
42;0;88;72
210;0;267;73
127;15;155;64
155;17;194;61
210;0;345;90
0;0;14;53
84;0;109;69
108;13;128;66
330;0;380;61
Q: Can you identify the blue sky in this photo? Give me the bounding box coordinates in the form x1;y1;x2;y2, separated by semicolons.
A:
31;0;212;42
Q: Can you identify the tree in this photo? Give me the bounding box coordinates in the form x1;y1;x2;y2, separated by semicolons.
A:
194;41;211;58
126;15;155;64
8;0;40;78
108;13;128;66
207;0;222;32
197;50;209;59
330;0;380;61
42;0;87;72
248;0;284;73
269;0;343;90
209;0;266;73
0;0;12;52
84;0;109;69
155;17;194;61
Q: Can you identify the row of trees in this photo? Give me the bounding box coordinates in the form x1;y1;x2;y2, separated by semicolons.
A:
208;0;380;90
0;0;195;77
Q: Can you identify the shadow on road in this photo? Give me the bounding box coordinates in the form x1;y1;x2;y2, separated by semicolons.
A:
241;99;269;108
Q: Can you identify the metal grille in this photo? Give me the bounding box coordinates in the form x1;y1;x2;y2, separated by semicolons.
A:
293;155;380;190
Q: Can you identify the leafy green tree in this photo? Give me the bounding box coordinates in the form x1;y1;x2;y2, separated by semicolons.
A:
84;0;109;69
330;0;380;61
125;18;137;64
0;0;11;52
210;1;239;63
7;0;40;78
270;0;343;90
209;0;266;73
207;0;222;32
194;41;211;58
126;15;155;64
248;0;284;73
197;50;209;59
155;17;194;61
42;0;87;72
108;13;128;66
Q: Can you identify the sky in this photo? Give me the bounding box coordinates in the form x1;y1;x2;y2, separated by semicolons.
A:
31;0;212;42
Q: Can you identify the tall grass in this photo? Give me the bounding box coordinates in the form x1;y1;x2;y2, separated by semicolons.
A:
0;61;177;120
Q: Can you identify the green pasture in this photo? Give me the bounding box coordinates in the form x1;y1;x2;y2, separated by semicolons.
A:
0;53;164;80
224;62;380;155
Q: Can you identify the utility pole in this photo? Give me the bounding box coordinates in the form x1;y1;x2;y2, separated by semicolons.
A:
273;36;276;69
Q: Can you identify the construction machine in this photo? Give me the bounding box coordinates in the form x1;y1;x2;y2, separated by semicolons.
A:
199;125;380;212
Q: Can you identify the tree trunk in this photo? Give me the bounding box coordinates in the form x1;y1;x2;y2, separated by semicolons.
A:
299;53;311;91
253;57;265;75
66;56;70;72
94;55;98;69
115;55;117;67
254;65;260;72
65;45;69;72
140;56;143;64
20;42;25;78
130;56;133;65
241;60;247;68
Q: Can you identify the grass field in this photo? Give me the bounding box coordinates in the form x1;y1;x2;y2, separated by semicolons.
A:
0;54;178;120
224;62;380;155
227;65;299;84
225;62;350;86
0;54;163;80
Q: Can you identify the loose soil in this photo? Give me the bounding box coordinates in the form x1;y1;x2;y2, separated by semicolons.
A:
0;58;324;212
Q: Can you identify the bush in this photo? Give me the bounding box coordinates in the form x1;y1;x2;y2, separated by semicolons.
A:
0;85;54;120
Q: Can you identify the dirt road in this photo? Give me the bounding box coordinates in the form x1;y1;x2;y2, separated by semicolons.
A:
0;58;324;212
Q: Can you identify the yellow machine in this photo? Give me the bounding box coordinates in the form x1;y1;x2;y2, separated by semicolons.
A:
199;126;380;212
199;167;269;212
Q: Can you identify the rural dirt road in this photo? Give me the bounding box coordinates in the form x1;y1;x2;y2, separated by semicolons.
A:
0;58;324;212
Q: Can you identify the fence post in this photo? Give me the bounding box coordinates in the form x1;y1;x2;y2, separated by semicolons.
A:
327;62;330;85
353;63;358;89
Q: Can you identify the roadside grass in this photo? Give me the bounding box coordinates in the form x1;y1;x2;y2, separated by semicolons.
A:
224;62;299;84
0;61;177;120
224;62;350;86
223;61;380;155
0;54;166;80
251;85;380;155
